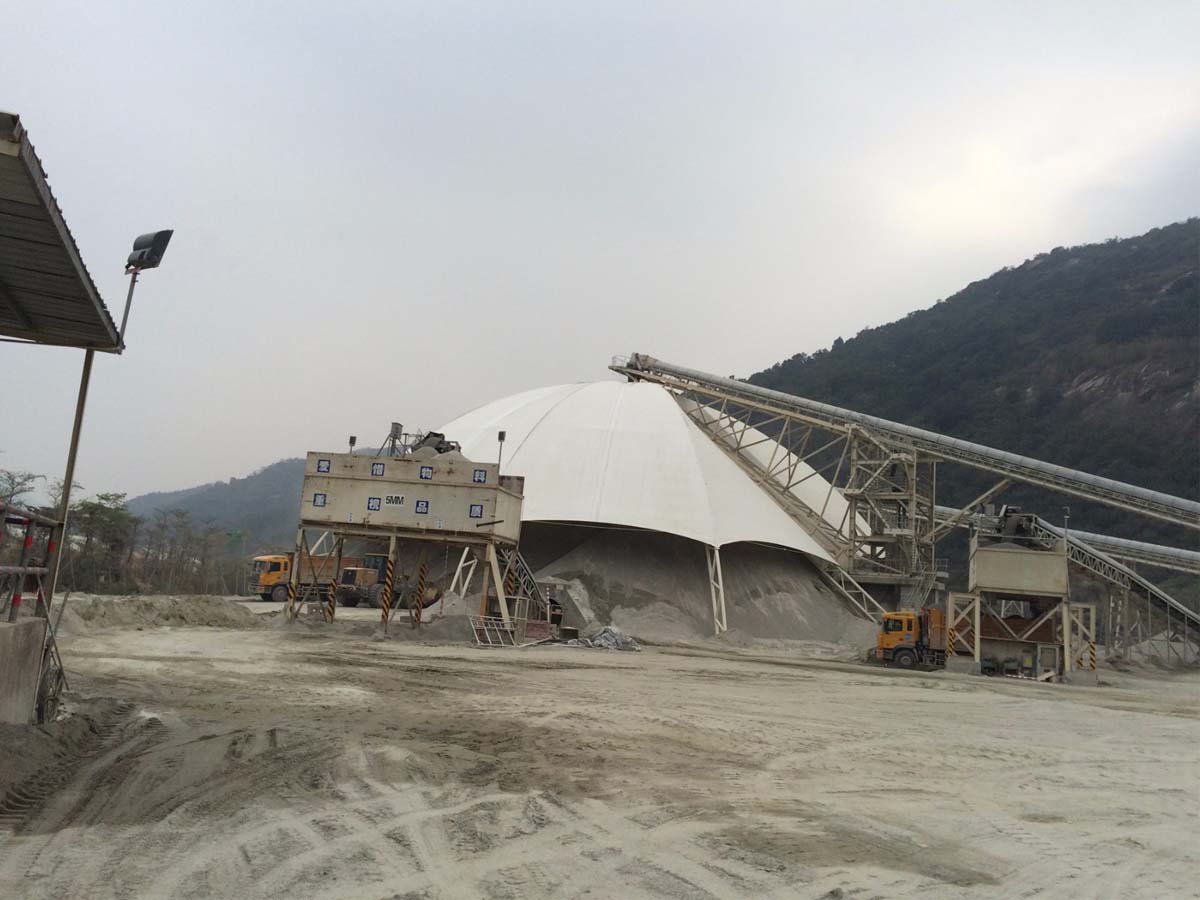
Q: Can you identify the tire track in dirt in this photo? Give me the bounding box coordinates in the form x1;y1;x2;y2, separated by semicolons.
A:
0;701;136;839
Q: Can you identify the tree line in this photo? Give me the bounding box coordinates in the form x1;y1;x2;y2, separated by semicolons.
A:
1;468;258;596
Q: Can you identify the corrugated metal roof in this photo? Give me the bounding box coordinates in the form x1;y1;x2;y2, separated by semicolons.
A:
0;111;121;351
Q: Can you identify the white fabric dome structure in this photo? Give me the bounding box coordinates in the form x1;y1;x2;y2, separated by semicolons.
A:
444;380;837;561
441;381;869;640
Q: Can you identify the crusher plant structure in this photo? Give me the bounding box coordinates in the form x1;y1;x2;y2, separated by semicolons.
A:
286;430;551;643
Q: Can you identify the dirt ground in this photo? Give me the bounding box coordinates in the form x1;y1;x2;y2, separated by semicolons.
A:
1;608;1198;899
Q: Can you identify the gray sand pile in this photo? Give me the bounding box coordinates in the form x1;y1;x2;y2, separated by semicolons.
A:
522;524;876;647
56;594;262;633
0;697;127;798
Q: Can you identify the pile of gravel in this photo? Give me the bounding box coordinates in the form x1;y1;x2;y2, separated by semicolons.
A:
524;524;876;648
56;595;262;632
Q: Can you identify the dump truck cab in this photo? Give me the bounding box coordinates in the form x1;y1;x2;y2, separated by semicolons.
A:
336;566;380;607
335;553;398;607
877;611;918;662
875;607;946;669
251;554;291;602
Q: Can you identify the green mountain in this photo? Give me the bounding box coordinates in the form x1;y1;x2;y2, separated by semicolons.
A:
126;458;305;551
749;219;1198;593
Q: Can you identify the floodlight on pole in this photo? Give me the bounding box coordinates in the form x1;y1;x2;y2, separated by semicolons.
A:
118;229;173;347
49;228;173;602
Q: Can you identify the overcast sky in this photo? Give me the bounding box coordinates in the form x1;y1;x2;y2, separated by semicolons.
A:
3;1;1198;501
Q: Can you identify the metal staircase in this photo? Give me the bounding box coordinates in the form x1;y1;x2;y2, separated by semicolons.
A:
496;545;548;618
898;557;946;609
817;564;887;620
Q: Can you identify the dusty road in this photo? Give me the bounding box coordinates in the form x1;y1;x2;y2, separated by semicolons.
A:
2;620;1197;899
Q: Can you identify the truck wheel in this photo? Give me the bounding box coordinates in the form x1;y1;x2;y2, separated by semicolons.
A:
340;595;360;608
367;584;384;609
270;585;288;604
894;649;917;669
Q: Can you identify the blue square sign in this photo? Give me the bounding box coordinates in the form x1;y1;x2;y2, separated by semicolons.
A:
312;493;327;507
419;465;434;480
366;497;381;512
472;468;487;484
370;462;385;477
469;503;484;519
316;458;331;474
415;499;430;514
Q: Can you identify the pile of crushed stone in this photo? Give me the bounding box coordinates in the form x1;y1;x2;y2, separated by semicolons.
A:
523;525;877;648
56;594;263;632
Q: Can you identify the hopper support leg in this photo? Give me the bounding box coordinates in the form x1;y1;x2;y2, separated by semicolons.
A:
486;543;512;629
707;545;728;636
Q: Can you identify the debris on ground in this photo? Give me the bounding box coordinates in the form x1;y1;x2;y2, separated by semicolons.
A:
566;625;640;651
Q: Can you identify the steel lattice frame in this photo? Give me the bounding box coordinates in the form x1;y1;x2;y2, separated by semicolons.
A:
614;354;1199;642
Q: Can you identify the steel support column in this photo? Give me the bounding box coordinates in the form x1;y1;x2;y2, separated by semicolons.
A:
706;545;728;636
46;347;94;605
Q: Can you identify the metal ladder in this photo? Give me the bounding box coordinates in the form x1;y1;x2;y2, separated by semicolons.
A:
495;546;548;618
899;558;943;608
818;564;887;621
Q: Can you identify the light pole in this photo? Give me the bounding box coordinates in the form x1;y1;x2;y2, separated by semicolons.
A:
46;230;173;602
119;230;173;347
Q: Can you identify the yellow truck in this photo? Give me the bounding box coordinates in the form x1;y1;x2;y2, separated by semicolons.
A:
334;554;445;611
249;551;362;603
874;607;946;670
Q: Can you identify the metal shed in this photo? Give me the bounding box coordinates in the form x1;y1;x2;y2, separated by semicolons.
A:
0;110;160;723
0;111;121;351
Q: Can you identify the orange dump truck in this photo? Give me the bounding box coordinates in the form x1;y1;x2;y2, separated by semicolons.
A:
249;551;362;602
874;607;947;670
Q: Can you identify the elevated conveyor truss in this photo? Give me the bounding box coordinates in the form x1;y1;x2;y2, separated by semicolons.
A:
615;355;1200;530
613;353;1199;634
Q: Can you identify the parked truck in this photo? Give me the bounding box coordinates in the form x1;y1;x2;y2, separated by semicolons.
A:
335;553;444;610
334;553;388;607
250;551;362;603
874;607;946;669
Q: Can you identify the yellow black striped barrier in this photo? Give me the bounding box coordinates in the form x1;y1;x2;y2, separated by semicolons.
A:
1088;640;1096;671
412;559;427;629
286;581;296;622
381;557;394;632
325;579;336;623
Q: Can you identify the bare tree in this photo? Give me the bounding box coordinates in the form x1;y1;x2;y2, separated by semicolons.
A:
47;477;84;513
0;469;43;509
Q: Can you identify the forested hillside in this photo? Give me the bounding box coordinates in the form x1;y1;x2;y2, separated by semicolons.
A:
126;458;304;550
750;219;1198;589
